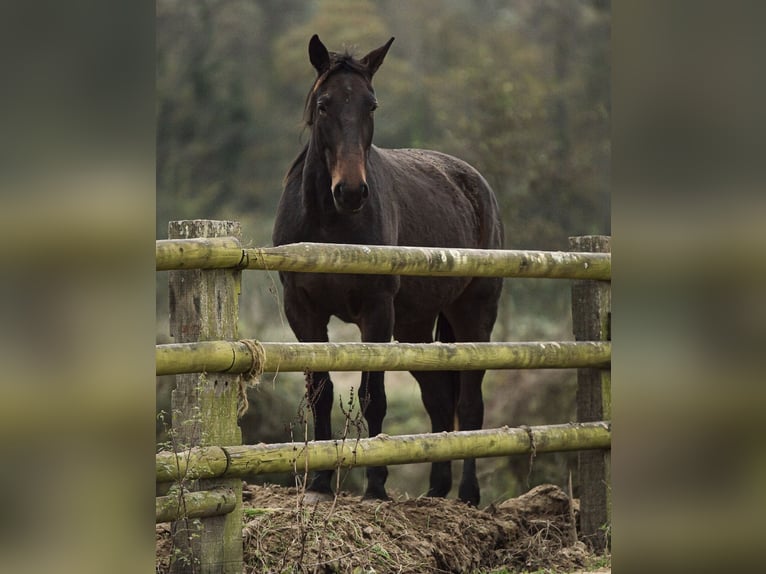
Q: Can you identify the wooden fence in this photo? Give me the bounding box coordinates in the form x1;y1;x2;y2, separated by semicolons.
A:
156;219;611;573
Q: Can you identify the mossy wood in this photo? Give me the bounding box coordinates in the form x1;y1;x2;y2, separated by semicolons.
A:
156;422;610;482
156;487;236;523
156;236;244;270
167;220;243;574
156;238;611;280
570;235;612;552
155;340;611;376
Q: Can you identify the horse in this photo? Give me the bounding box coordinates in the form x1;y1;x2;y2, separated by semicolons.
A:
272;35;504;506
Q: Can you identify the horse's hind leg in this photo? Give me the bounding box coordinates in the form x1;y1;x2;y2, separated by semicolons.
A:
455;368;484;505
397;318;459;498
413;369;459;497
445;277;503;506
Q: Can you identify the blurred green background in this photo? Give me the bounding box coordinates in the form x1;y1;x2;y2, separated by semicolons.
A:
156;0;610;504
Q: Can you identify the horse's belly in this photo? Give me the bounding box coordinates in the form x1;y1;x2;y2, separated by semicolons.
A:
285;271;399;324
285;272;467;327
393;276;470;319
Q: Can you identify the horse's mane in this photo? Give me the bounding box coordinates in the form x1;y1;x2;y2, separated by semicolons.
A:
283;143;307;189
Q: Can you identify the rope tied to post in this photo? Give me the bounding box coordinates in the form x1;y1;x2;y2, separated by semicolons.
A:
237;339;265;418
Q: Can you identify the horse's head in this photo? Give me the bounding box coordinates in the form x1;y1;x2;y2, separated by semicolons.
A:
305;35;394;214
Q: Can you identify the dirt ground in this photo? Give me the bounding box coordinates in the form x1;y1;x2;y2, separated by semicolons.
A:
156;483;610;573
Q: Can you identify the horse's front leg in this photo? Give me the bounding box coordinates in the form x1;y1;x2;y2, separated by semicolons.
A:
283;287;335;499
358;298;395;500
304;368;335;498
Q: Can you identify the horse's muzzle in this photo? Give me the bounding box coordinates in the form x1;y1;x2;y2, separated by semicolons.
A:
332;181;369;213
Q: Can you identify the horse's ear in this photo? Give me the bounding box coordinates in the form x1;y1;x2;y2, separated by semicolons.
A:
309;34;331;75
361;37;394;78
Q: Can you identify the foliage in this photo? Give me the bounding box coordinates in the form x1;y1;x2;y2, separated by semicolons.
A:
156;0;609;249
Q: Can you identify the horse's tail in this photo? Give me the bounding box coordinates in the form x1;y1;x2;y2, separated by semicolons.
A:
435;313;462;429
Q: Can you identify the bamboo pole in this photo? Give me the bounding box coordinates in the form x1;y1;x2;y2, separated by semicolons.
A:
156;422;610;482
155;446;230;484
156;487;237;523
156;236;244;270
156;340;611;376
156;239;611;280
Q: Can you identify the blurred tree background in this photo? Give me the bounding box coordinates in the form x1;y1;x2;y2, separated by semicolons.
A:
157;0;610;505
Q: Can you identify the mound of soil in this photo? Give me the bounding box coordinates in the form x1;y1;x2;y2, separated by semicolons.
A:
156;483;606;573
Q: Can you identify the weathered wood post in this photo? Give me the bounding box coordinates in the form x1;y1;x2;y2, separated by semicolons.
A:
570;235;611;551
168;220;243;573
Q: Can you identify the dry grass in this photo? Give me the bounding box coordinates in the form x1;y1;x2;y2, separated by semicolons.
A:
157;483;607;573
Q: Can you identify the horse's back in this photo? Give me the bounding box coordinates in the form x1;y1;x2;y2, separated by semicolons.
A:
366;146;504;325
372;146;503;250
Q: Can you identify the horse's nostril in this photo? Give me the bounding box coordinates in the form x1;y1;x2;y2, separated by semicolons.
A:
332;181;367;213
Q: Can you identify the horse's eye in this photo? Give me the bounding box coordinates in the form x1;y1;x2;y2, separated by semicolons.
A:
317;102;328;116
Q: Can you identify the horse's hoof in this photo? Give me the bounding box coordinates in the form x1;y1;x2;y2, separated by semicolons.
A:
426;488;450;499
457;494;480;507
302;490;334;503
361;490;391;502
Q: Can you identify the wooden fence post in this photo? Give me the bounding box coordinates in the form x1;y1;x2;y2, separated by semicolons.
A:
168;220;243;574
570;235;611;552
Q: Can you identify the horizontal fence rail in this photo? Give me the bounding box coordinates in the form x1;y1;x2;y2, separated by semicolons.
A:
156;487;237;523
156;238;611;280
156;340;611;376
156;422;611;483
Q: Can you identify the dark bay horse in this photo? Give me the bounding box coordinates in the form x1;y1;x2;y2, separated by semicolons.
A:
272;35;504;506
